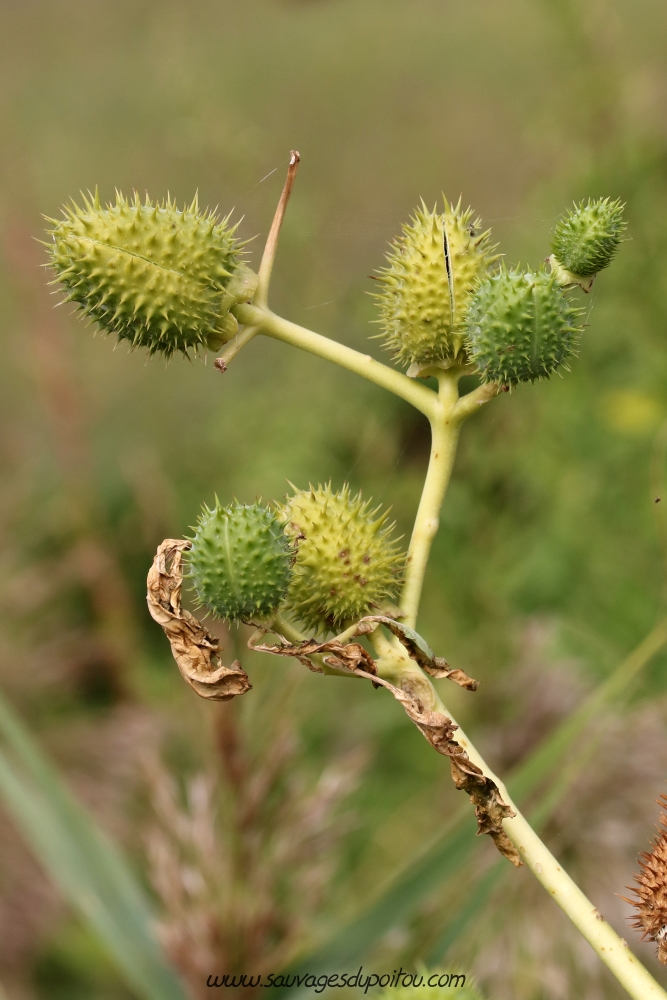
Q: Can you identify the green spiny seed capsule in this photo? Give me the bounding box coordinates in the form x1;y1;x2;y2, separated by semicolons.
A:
466;267;583;385
549;197;626;286
188;501;292;623
374;199;498;369
46;190;256;358
277;484;404;632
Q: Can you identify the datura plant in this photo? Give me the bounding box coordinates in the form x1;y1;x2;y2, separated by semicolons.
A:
46;153;666;1000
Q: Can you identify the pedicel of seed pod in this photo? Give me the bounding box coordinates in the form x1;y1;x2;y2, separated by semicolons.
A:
45;190;258;358
277;483;404;633
187;501;293;623
465;267;583;386
373;198;499;371
549;197;626;291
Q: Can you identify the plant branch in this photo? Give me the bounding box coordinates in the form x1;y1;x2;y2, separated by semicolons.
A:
233;303;438;418
255;151;301;308
453;379;505;420
377;646;667;1000
215;152;300;371
269;614;357;679
400;370;463;627
214;323;261;371
271;613;307;645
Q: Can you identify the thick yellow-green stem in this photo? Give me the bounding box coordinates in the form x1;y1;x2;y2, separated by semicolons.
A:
400;370;462;628
233;303;437;417
369;634;667;1000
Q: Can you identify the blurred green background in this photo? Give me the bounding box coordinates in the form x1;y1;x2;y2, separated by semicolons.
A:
2;0;667;997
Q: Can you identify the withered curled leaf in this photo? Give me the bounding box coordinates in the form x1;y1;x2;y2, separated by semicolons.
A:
353;616;479;690
249;623;513;862
354;667;520;866
147;539;252;701
249;634;378;679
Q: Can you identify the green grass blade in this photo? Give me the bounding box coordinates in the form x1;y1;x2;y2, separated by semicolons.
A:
0;691;187;1000
508;618;667;802
272;618;667;996
427;864;505;963
266;818;477;996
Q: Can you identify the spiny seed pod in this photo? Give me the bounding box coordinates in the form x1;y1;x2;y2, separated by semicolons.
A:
46;190;256;358
188;501;292;623
277;484;404;633
466;267;583;386
625;795;667;964
374;199;498;370
549;197;626;288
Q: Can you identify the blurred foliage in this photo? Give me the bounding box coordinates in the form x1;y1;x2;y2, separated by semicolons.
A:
3;0;667;997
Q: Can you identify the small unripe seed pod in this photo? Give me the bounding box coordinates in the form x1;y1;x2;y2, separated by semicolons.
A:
549;197;626;287
466;267;583;386
277;484;404;633
188;501;292;623
374;199;499;370
46;190;256;358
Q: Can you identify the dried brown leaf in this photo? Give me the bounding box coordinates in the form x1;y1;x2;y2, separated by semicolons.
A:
249;628;515;862
249;634;378;678
352;616;479;690
421;663;480;690
147;539;251;701
354;667;521;866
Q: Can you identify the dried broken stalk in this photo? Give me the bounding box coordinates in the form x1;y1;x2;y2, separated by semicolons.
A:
351;664;519;866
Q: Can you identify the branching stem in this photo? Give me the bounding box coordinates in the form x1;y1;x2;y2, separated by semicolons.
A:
400;369;463;627
216;151;300;370
234;303;437;418
218;160;666;998
255;151;301;308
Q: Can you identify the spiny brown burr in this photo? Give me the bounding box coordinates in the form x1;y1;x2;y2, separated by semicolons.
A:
625;794;667;963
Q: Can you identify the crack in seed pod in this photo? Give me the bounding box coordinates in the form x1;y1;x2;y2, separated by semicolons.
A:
45;190;256;358
373;198;499;369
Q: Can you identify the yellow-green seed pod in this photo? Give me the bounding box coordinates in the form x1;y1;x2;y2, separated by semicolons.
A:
277;484;404;633
46;191;256;358
374;199;498;369
549;197;626;289
188;501;292;623
466;267;583;386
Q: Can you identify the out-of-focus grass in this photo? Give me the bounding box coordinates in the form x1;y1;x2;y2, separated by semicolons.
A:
2;1;667;997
